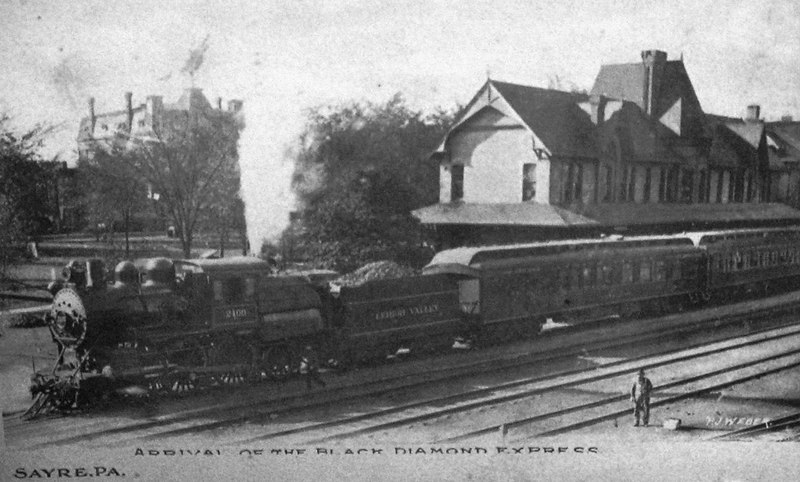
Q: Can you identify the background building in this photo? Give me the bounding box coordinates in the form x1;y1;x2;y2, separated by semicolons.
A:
78;88;243;162
76;88;244;233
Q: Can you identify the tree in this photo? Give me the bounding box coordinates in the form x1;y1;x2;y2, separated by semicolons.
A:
213;197;247;256
286;94;455;271
0;114;54;278
77;149;150;257
108;106;243;258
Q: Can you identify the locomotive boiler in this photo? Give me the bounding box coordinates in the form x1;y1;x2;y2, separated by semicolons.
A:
26;256;326;418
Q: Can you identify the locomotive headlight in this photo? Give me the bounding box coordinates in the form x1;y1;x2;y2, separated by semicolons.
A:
101;365;114;378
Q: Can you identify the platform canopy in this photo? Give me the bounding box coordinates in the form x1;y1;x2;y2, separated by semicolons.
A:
412;202;597;226
413;202;800;228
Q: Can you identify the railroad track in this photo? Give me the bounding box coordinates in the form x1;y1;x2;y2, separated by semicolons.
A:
444;345;800;443
232;322;800;445
7;296;800;449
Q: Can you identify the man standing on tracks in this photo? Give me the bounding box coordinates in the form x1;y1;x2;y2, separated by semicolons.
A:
301;345;326;390
631;369;653;427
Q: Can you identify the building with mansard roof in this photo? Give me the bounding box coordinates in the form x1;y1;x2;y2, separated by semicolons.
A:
413;50;800;248
77;88;243;162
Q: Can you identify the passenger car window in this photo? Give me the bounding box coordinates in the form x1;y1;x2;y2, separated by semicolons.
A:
571;265;582;289
582;265;595;287
640;261;651;282
603;263;614;285
653;260;666;281
622;261;633;284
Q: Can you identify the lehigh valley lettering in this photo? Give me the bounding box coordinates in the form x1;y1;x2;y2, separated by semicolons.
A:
375;304;439;320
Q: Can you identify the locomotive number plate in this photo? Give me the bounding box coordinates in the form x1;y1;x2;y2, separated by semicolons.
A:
217;305;257;322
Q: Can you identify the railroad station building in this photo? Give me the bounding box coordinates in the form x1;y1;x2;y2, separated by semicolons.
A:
413;50;800;248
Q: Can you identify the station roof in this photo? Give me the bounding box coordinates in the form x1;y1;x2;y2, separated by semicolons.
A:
412;202;597;226
582;203;800;226
414;202;800;227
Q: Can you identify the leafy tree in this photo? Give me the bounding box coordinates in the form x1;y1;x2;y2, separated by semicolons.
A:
198;187;247;257
77;149;150;257
0;199;23;283
102;106;244;258
0;114;55;278
286;94;454;271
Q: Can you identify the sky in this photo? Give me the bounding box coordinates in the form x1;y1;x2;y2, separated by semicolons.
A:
1;0;799;251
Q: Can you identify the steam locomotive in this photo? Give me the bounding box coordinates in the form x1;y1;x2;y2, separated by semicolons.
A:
25;227;800;418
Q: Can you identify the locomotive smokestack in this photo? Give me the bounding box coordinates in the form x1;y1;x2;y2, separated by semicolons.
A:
86;259;106;289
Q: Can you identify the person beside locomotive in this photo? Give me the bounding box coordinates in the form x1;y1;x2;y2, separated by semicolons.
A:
631;369;653;427
300;345;326;390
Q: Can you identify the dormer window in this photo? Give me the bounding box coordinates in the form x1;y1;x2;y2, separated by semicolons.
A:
451;164;464;202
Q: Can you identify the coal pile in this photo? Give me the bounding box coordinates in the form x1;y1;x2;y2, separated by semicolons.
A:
334;261;418;287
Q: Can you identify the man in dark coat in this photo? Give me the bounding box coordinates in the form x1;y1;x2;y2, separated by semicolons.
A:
631;368;653;426
301;345;326;390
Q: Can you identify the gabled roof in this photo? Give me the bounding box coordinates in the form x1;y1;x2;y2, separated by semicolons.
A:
705;114;766;168
726;122;764;149
706;114;765;150
766;121;800;160
599;100;691;164
484;80;597;158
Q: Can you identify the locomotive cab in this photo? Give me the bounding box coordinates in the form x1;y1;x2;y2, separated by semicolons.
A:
173;257;327;378
176;258;271;330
